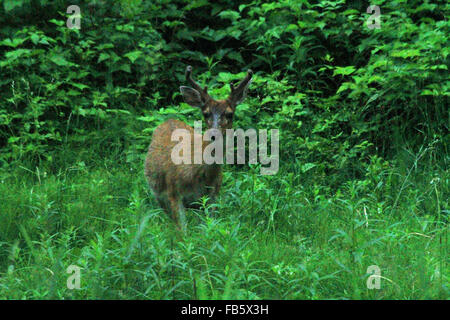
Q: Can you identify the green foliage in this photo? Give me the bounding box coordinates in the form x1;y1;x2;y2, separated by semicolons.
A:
0;0;448;299
0;148;447;299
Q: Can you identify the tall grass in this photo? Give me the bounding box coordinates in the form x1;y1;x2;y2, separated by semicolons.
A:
0;140;447;299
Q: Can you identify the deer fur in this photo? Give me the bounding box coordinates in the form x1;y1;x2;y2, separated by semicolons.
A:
144;66;253;232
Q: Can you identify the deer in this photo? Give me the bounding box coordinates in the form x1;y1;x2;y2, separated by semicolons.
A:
144;65;253;232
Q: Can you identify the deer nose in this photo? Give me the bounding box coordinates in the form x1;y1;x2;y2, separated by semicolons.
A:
205;128;222;143
212;113;220;129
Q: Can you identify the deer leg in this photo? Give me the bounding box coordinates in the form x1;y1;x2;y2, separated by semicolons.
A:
168;194;187;233
155;194;169;213
178;202;187;233
211;172;223;218
207;184;221;219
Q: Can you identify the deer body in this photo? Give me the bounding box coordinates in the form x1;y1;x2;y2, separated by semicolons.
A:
145;118;222;227
145;66;252;231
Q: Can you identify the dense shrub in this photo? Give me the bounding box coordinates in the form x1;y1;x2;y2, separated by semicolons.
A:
0;0;447;170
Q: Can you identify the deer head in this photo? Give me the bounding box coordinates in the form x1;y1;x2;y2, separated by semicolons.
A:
180;66;253;132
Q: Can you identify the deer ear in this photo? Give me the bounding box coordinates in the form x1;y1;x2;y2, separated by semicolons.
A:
180;86;203;107
232;79;252;106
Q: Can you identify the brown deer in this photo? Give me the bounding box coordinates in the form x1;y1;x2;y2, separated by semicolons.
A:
144;66;253;232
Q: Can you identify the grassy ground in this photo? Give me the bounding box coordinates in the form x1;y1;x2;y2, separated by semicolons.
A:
0;144;448;299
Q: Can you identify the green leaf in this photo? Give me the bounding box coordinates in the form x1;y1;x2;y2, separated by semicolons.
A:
5;49;31;61
49;19;65;26
390;49;421;58
124;50;142;63
4;0;23;11
118;64;131;73
336;82;355;94
0;38;26;48
185;0;209;10
98;53;110;63
50;55;71;66
333;66;356;76
218;10;240;21
227;51;244;64
301;163;316;173
30;34;39;45
176;29;195;42
137;116;156;122
71;83;89;90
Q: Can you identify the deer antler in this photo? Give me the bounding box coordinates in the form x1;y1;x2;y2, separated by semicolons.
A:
185;65;209;99
230;69;253;95
229;69;253;103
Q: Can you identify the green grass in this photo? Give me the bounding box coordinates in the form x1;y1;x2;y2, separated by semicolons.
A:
0;146;448;299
